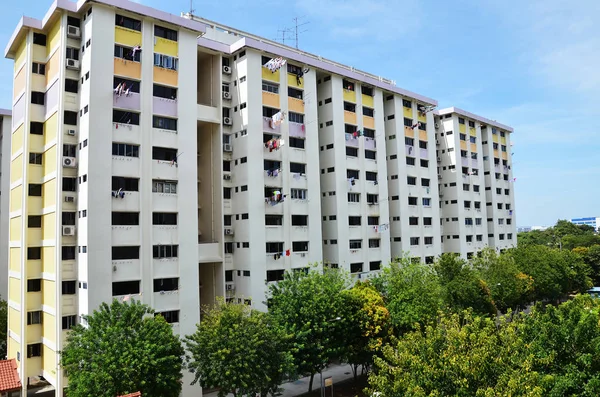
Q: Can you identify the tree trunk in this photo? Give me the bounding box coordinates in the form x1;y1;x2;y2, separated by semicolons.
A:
351;364;358;380
308;372;315;392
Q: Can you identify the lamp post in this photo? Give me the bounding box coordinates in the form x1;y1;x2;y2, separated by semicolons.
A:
320;317;342;397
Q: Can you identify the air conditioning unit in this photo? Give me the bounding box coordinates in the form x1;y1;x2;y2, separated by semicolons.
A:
66;129;76;136
225;283;235;291
66;58;80;70
439;191;444;197
436;157;441;163
224;228;234;235
223;143;233;152
436;140;440;146
222;92;231;100
437;174;442;179
435;123;440;129
64;195;75;203
222;65;232;74
62;226;75;236
63;157;77;168
223;117;232;126
67;25;81;38
223;174;231;180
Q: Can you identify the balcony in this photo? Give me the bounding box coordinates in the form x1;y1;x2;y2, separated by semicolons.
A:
365;138;376;150
405;145;415;156
112;156;141;177
345;133;359;147
419;130;428;141
461;157;470;167
418;112;426;123
112;225;140;245
459;124;466;133
114;57;141;80
502;151;508;160
266;226;283;241
115;26;142;47
420;148;428;158
470;142;477;152
263;117;281;134
343;89;356;103
362;94;374;108
363;116;374;129
154;37;178;57
471;158;478;168
153;290;180;312
112;259;142;282
153;258;179;279
153;66;178;86
288;97;304;113
262;67;280;82
469;127;476;136
493;149;499;158
152;192;177;212
153;97;177;117
289;122;305;138
344;110;357;125
404;126;414;138
112;122;141;145
288;73;303;89
460;140;467;151
152;127;178;149
403;107;412;118
197;104;220;123
113;92;141;112
112;191;140;212
262;91;280;108
153;160;177;180
153;225;178;244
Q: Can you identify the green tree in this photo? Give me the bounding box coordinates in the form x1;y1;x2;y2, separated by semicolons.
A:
60;300;184;397
518;229;554;247
580;245;600;285
554;219;596;237
435;253;496;316
371;258;442;334
0;297;7;359
268;266;349;392
185;299;294;397
472;248;534;312
339;282;391;379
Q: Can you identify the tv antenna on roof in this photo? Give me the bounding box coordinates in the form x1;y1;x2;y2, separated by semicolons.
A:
189;0;195;15
276;27;294;45
291;16;309;49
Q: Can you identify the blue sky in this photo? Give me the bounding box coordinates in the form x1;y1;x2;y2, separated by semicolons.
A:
0;0;598;227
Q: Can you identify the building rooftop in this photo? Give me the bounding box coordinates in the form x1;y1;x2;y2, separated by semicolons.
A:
436;106;513;132
0;359;22;393
0;109;10;117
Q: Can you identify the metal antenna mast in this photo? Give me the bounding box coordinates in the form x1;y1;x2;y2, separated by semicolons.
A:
291;16;309;49
189;0;195;15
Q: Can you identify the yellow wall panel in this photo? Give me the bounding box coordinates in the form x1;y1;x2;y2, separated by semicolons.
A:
502;151;508;160
12;125;24;155
404;126;414;138
48;20;61;56
27;227;42;246
115;26;142;47
45;51;60;87
262;92;280;108
154;38;178;57
344;111;357;125
419;130;428;141
8;338;19;361
14;39;26;72
417;113;426;123
43;146;57;176
362;94;374;108
26;260;42;278
42;179;57;209
42;313;56;344
459;124;466;133
14;67;26;99
403;107;412;119
9;277;21;303
262;67;279;82
8;308;21;336
114;57;142;80
9;217;22;242
288;97;304;113
343;89;356;103
460;140;468;151
493;149;499;158
29;134;44;153
28;197;42;215
363;116;374;129
470;143;477;153
27;323;42;344
28;164;43;183
10;248;21;272
42;280;56;309
44;113;57;146
469;127;476;137
493;134;499;143
501;136;507;144
42;247;55;274
42;345;57;375
42;213;56;241
10;186;23;213
10;155;23;184
153;66;178;86
287;73;303;89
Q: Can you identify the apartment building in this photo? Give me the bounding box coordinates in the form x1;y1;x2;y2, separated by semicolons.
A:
0;110;11;300
435;108;516;257
4;0;516;394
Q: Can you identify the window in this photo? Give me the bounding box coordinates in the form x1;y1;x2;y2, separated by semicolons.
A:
31;92;45;105
402;99;412;108
422;178;430;187
424;237;433;245
28;216;42;228
114;44;140;62
29;153;43;165
408;197;418;205
33;33;47;46
458;117;465;124
62;246;76;260
266;242;284;254
152;146;177;161
262;81;279;94
419;141;427;149
32;62;46;75
422;198;431;206
288;87;303;99
111;212;139;226
289;112;304;124
153;212;177;225
112;246;140;260
29;122;44;137
112;177;139;192
28;184;42;197
116;14;141;31
369;239;380;248
410;237;420;246
62;281;76;295
267;270;285;282
154;53;179;71
62;315;77;330
343;79;354;91
265;215;283;226
290;162;306;174
112;143;139;157
151;180;177;194
27;279;41;292
365;150;376;160
156;310;179;324
292;241;308;252
291;215;308;226
349;216;361;226
113;109;140;125
153;84;177;99
363;107;374;117
27;311;42;325
406;157;416;166
27;343;42;358
290;189;307;200
153;277;179;292
112;280;140;296
346;147;358;157
349;240;362;249
407;176;417;185
155;25;178;41
153;116;177;131
409;217;419;226
64;79;80;94
424;217;432;226
348;193;360;203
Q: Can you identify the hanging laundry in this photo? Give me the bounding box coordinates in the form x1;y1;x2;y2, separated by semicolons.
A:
301;124;305;132
114;82;123;96
132;45;141;59
272;111;287;127
353;131;358;138
285;249;291;256
263;57;287;72
411;122;421;130
293;173;301;180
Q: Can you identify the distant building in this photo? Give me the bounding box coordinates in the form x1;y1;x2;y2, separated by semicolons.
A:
517;226;532;233
570;217;599;232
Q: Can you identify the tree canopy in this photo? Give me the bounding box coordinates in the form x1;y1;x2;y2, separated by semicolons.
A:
60;300;184;397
